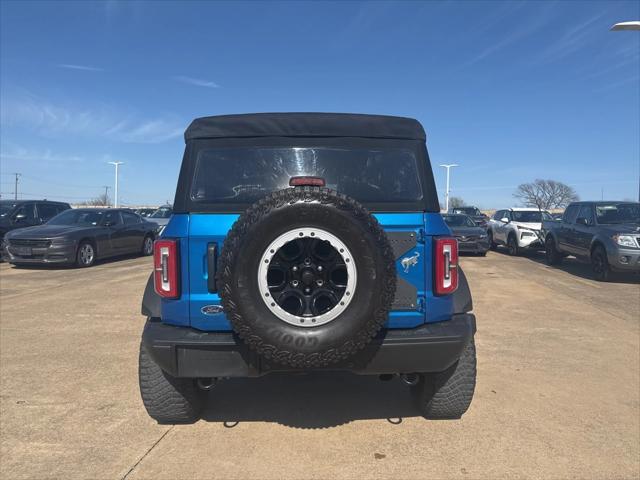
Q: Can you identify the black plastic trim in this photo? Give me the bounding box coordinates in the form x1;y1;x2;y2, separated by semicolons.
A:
141;314;476;378
207;242;218;293
141;273;161;318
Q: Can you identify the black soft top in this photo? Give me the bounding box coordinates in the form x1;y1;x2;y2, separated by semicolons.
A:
185;113;426;141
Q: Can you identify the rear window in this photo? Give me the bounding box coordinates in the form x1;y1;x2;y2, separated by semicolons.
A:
190;147;423;205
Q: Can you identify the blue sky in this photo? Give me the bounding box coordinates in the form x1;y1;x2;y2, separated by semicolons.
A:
1;0;638;208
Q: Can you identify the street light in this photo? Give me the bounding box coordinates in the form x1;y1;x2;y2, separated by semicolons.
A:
107;161;124;207
439;164;458;212
611;20;640;200
611;21;640;31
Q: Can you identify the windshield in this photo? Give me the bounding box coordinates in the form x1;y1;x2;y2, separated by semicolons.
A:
511;211;552;223
443;215;476;227
48;210;104;226
451;207;477;215
595;203;640;224
0;202;18;216
190;146;423;204
150;208;172;218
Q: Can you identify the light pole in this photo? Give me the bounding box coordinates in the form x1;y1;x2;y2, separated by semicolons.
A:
107;162;124;207
439;164;458;212
611;20;640;200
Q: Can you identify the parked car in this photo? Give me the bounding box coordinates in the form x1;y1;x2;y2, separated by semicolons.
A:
3;208;157;267
448;206;489;226
442;214;490;256
487;207;552;255
135;208;157;218
146;205;173;233
0;200;71;258
139;113;477;423
543;201;640;281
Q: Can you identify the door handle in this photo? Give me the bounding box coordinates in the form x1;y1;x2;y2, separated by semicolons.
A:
207;243;217;293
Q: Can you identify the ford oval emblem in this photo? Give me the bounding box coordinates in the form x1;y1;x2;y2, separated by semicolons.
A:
201;305;224;315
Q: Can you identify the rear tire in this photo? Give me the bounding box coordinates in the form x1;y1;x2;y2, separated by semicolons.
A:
591;245;610;282
545;237;562;265
412;337;477;419
138;343;205;424
142;234;154;256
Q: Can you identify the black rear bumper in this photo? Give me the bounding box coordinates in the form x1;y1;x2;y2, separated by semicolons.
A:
141;314;476;378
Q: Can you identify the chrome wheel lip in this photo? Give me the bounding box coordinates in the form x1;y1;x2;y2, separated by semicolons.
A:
258;228;357;328
80;244;94;265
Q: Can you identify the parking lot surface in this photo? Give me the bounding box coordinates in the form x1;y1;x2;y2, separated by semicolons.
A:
1;251;638;479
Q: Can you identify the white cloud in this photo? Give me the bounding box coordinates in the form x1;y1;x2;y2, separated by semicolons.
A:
57;63;105;72
172;75;220;88
0;93;184;144
0;144;85;164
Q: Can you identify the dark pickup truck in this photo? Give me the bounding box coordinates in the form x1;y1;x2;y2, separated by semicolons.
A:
542;201;640;281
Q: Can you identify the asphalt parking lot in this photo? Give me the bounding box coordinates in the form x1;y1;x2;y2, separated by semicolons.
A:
1;251;638;480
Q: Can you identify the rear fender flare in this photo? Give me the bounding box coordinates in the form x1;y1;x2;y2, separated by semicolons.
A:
141;273;161;318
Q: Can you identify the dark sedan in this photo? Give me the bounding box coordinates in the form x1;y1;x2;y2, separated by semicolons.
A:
3;208;157;267
443;214;490;256
448;206;489;226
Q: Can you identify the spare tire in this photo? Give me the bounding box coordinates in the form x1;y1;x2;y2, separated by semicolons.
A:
217;186;396;368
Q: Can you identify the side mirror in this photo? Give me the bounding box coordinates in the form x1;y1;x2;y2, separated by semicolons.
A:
13;213;26;223
500;217;510;223
104;221;115;227
576;217;589;226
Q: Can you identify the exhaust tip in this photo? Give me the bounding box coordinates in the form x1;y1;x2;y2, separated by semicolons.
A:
197;378;217;391
400;373;420;386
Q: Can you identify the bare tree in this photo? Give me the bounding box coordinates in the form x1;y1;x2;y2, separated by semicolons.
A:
513;179;578;210
79;192;111;207
449;196;466;209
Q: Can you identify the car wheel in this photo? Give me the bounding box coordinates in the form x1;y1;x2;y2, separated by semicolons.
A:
412;337;477;419
591;245;610;282
488;230;497;251
545;237;562;265
217;186;396;368
76;241;96;268
507;234;520;256
142;235;154;256
139;343;204;423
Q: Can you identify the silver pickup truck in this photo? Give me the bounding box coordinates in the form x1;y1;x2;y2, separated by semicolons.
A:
542;201;640;281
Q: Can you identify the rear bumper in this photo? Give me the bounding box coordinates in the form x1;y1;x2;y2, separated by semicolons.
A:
141;314;476;378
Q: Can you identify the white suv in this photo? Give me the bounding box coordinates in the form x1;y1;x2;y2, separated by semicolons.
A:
487;208;552;255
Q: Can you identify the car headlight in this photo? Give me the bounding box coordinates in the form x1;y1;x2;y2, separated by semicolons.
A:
479;234;487;239
613;234;638;248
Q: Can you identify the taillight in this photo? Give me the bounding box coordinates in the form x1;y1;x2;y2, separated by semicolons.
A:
434;237;458;295
289;176;326;187
154;239;179;298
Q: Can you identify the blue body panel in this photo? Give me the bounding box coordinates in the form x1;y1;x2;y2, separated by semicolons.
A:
160;211;454;332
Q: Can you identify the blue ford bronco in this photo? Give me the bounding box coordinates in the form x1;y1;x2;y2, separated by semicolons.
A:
139;113;477;423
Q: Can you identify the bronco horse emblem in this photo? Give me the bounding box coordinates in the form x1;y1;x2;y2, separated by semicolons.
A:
401;252;420;273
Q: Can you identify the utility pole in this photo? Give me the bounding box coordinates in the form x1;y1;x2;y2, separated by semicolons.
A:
439;164;458;212
103;186;111;206
107;162;124;207
13;173;21;200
